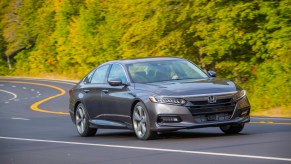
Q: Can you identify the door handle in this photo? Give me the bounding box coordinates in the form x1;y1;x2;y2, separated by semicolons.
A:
83;89;90;93
102;90;109;93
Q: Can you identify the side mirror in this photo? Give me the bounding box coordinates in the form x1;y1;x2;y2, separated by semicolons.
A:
208;70;216;77
108;78;123;86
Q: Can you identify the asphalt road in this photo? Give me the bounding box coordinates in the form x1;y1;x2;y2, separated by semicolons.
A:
0;77;291;164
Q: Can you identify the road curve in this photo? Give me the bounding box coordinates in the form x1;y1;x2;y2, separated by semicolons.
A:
0;77;290;164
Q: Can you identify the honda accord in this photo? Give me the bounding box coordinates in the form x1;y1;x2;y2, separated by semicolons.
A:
69;57;250;140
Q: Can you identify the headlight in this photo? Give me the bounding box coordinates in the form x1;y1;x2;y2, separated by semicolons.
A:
232;90;246;102
149;97;187;105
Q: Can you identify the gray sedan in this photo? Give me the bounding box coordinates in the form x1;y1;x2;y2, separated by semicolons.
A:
69;57;250;140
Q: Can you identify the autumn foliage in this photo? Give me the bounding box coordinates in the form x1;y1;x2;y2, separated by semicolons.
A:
0;0;290;115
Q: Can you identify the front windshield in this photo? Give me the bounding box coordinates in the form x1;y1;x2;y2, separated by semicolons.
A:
127;60;208;83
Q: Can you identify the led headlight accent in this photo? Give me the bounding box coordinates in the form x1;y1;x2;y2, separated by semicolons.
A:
149;97;187;105
232;90;246;102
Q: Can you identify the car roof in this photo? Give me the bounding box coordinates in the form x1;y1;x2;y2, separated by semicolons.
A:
104;57;186;65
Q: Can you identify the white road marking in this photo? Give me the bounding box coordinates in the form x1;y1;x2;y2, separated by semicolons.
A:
4;101;9;103
22;87;27;89
11;85;16;88
0;89;17;100
11;118;30;121
31;89;34;91
0;136;290;162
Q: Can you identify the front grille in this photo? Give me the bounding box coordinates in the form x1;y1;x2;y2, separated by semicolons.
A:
188;98;235;123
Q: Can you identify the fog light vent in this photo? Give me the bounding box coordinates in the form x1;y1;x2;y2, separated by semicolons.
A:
158;116;181;123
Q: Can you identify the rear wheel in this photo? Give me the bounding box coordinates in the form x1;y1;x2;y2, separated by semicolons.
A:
220;123;245;134
75;103;97;137
132;102;157;140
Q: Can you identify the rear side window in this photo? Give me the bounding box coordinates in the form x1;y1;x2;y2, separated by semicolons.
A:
83;70;95;84
91;65;110;84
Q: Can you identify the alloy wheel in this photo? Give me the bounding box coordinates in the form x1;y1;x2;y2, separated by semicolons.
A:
133;105;147;138
76;105;86;134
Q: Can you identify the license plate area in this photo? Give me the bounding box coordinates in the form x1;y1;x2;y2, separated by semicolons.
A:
206;114;217;121
193;113;231;123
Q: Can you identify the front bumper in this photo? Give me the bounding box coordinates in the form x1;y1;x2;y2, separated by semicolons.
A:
146;96;251;131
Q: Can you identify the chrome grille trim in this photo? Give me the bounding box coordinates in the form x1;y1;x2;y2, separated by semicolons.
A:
159;91;237;99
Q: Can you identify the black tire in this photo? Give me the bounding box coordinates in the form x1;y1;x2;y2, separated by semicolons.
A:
132;102;157;140
75;103;97;137
220;123;245;134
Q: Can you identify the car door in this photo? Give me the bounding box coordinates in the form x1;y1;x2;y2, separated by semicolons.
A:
101;63;133;124
82;64;110;119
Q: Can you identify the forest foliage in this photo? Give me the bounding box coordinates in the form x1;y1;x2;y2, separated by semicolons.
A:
0;0;290;114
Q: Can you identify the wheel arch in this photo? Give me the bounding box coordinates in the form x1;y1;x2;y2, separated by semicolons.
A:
131;99;140;118
74;101;82;115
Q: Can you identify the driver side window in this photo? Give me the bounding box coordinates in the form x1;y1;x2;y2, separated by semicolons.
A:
108;64;128;83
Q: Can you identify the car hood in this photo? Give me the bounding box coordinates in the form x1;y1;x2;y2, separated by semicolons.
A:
134;78;238;96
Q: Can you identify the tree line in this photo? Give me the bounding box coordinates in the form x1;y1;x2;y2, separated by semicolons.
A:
0;0;290;114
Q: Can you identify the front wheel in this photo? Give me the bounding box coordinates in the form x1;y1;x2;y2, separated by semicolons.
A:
75;103;97;137
220;123;245;134
132;102;157;140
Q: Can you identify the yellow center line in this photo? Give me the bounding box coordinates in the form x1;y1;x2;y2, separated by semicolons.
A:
249;121;291;125
0;80;69;115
